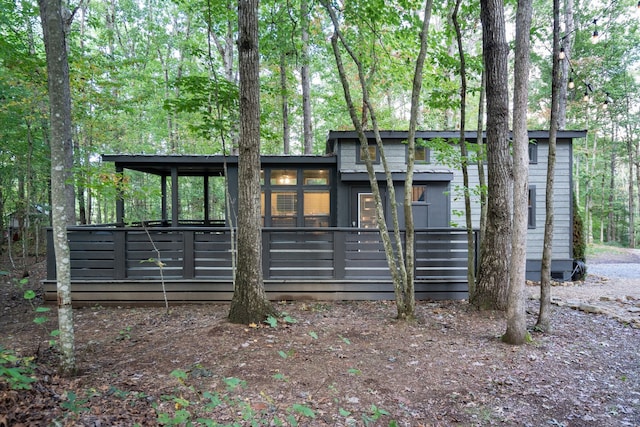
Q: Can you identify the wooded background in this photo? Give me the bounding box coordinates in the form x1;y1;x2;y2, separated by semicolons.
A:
1;0;640;251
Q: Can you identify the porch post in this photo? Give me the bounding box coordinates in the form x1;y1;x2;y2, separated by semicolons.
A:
171;167;179;227
204;175;210;225
115;165;125;226
161;175;168;225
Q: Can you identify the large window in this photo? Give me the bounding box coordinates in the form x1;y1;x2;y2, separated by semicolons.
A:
262;168;332;227
271;192;297;226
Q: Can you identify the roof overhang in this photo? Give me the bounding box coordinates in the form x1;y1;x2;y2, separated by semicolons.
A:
101;154;336;176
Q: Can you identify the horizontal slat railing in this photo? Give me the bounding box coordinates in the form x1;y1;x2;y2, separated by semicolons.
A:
47;226;476;283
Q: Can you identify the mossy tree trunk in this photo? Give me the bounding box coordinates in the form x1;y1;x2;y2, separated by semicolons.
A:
229;0;275;325
472;0;512;312
38;0;76;375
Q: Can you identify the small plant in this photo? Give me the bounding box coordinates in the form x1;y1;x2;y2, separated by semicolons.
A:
278;349;295;359
265;315;278;328
361;404;390;426
117;326;132;341
60;391;90;414
265;313;298;328
23;289;59;347
339;335;351;345
0;346;36;390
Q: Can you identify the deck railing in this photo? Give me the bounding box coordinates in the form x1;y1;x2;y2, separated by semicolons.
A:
47;226;476;282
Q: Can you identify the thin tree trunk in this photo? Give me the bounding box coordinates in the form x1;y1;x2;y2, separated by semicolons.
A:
280;53;290;154
323;0;433;320
558;0;573;129
300;0;313;155
473;0;512;311
452;0;476;296
536;0;562;333
39;0;76;375
608;146;616;242
229;0;275;324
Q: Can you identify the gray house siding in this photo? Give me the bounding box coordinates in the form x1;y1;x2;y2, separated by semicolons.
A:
448;139;574;280
327;130;585;281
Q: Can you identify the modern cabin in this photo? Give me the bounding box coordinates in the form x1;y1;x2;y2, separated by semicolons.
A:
44;130;587;305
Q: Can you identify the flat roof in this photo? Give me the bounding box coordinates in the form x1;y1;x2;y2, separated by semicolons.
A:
326;129;588;140
101;154;336;176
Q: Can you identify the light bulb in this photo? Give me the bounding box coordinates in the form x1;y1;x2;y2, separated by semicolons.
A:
568;77;575;89
559;47;565;60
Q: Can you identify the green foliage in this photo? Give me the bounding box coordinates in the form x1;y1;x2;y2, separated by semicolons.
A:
0;346;36;390
23;290;59;346
60;391;90;414
147;368;399;425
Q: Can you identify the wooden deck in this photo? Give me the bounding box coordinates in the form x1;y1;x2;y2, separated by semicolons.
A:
44;226;475;305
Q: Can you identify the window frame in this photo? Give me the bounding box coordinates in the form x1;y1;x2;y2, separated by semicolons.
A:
528;186;536;229
407;145;430;164
356;142;380;164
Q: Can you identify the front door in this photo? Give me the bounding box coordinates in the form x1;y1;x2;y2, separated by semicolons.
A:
358;192;377;228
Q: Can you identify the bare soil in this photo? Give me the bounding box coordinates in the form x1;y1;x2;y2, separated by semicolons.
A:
1;247;639;426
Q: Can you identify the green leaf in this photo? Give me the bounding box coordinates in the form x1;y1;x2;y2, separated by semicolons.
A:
339;407;351;416
23;290;36;300
348;368;361;375
35;307;51;313
265;315;278;328
282;315;297;324
33;316;48;325
278;350;288;359
223;376;245;390
339;335;351;345
291;404;315;418
308;331;318;340
170;369;188;381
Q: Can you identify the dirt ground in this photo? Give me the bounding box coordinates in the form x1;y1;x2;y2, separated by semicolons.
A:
1;247;639;426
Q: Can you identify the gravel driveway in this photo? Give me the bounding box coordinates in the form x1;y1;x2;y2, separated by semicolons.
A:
526;246;640;327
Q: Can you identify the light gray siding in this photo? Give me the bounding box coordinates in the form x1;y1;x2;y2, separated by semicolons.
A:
448;140;573;263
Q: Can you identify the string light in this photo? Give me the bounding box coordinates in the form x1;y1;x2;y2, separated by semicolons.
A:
568;76;575;89
591;19;599;44
559;47;566;60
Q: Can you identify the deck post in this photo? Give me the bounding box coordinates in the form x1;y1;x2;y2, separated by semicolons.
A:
262;229;270;279
115;165;125;226
114;229;126;280
334;230;346;279
183;230;195;279
171;167;179;227
161;175;168;224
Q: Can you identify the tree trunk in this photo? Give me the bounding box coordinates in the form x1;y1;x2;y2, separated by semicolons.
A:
300;0;313;155
399;0;433;319
452;0;476;297
476;70;487;266
473;0;512;311
38;0;76;375
504;0;533;344
229;0;274;325
537;0;562;333
280;53;290;154
557;0;573;129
